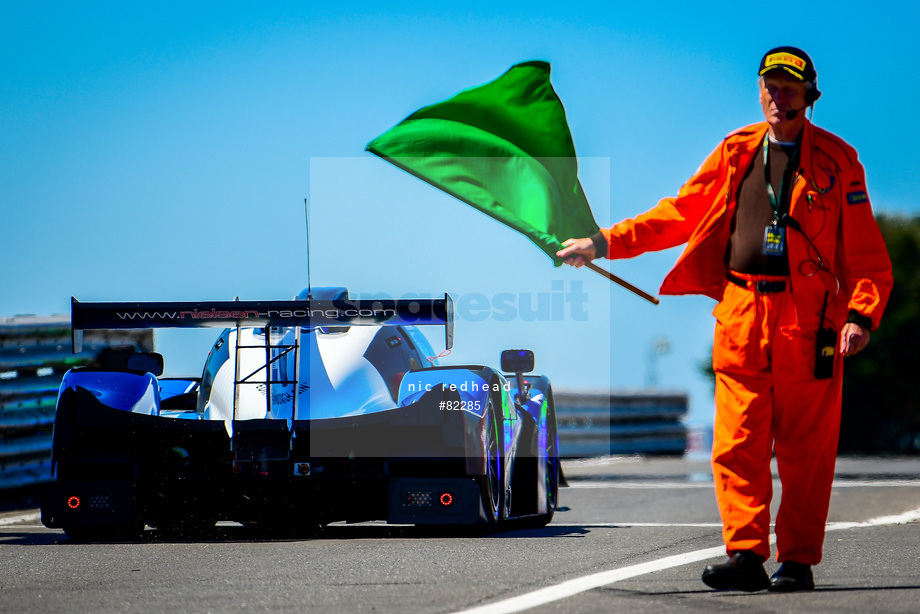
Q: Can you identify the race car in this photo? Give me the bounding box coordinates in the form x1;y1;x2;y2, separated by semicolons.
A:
41;288;560;540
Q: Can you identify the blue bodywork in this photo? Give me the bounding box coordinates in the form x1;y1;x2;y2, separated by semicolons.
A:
41;290;559;540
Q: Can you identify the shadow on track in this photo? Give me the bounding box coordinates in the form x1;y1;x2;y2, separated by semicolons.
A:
2;520;590;545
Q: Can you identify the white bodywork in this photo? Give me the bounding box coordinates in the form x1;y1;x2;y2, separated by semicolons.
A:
202;326;398;427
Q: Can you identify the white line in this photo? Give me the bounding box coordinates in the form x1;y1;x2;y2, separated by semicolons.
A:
0;512;40;526
831;507;920;528
830;480;920;488
453;545;727;614
452;507;920;614
567;482;711;489
562;455;643;467
552;522;723;528
566;479;920;489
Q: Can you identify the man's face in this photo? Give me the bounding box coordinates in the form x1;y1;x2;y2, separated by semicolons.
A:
759;71;809;128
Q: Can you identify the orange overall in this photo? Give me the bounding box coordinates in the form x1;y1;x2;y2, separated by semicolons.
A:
601;121;892;564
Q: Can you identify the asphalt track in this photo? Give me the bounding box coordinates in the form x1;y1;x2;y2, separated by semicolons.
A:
1;455;919;614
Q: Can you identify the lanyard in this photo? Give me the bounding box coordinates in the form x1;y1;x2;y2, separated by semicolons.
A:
763;134;800;224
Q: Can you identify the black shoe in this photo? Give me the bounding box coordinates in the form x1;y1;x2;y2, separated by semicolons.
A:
768;561;815;592
702;551;770;592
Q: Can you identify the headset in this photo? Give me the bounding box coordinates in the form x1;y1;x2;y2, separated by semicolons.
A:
805;79;822;104
785;79;822;120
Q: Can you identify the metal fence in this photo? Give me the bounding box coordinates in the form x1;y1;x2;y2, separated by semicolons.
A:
554;389;689;457
0;315;152;491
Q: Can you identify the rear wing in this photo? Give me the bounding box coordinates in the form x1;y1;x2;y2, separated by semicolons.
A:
71;294;454;353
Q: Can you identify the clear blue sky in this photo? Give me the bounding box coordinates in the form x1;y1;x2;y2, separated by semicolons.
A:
2;1;917;426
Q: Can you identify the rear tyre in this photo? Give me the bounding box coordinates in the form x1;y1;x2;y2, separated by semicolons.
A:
476;395;504;529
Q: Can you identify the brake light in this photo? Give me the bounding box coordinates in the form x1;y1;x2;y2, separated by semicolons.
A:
439;492;454;507
67;496;81;509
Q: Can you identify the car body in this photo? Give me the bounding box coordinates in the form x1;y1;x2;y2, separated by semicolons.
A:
41;289;559;540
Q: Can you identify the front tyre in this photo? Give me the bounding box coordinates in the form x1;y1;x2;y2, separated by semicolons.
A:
539;400;560;525
520;397;559;529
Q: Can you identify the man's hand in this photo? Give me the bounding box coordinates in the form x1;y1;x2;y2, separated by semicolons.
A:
839;322;870;357
556;238;596;268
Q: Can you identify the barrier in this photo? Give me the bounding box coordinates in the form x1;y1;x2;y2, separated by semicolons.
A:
0;315;152;491
554;390;689;457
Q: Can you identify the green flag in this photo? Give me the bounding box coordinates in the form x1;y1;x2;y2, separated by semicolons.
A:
366;60;599;266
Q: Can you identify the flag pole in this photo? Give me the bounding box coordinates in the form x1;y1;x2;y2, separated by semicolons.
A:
585;261;660;305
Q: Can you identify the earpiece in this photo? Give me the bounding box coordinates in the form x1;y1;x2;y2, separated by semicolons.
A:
805;81;822;105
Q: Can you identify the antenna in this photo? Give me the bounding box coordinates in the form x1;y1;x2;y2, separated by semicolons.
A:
304;198;311;299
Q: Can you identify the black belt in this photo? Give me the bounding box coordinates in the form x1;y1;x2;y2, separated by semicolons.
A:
726;272;787;294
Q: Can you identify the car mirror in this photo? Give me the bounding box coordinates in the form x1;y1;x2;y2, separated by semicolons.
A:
126;352;165;376
501;349;534;374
